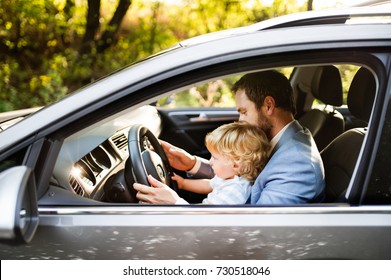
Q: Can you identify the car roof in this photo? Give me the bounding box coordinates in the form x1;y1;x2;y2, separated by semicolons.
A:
353;0;391;7
0;6;390;154
178;6;391;47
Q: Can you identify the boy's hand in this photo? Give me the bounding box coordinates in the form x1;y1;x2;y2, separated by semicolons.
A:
171;173;185;189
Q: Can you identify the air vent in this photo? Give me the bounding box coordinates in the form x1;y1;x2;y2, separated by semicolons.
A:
112;133;128;150
69;175;86;197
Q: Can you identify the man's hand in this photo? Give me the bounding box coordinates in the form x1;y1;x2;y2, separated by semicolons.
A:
160;140;196;171
133;175;180;204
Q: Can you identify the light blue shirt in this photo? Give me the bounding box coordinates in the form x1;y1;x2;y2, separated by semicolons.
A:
202;176;251;204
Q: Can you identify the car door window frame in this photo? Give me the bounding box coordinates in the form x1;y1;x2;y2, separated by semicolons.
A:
36;49;389;207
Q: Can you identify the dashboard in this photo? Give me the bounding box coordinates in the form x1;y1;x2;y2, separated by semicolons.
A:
52;105;162;202
69;128;129;200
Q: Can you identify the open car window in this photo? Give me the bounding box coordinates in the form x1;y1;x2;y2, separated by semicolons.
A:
45;62;384;206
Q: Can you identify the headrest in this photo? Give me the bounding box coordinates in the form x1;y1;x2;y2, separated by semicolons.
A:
311;65;343;106
348;67;376;122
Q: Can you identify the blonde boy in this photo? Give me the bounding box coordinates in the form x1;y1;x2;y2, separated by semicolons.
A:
172;121;270;204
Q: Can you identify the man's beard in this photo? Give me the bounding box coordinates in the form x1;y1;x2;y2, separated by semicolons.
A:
258;110;273;140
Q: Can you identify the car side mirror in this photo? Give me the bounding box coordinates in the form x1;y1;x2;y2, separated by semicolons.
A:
0;166;39;244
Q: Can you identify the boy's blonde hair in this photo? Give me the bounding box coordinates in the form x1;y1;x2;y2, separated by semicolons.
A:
205;122;270;182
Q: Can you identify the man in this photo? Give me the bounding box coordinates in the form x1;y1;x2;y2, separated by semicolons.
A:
134;70;325;204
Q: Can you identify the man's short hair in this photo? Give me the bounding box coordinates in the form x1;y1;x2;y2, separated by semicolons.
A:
232;70;296;115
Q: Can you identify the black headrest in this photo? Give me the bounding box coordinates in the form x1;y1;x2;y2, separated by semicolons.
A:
311;65;343;106
348;67;376;122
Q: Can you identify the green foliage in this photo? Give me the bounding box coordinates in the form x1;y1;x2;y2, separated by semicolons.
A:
337;64;360;104
160;77;238;108
0;0;309;112
312;65;360;106
0;60;19;112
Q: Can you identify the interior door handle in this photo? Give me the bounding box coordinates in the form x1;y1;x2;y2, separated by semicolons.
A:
190;112;239;122
189;113;209;122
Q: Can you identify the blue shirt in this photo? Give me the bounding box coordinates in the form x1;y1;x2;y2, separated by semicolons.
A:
202;176;251;204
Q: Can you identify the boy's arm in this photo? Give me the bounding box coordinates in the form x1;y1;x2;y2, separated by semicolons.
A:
182;178;212;194
172;173;212;194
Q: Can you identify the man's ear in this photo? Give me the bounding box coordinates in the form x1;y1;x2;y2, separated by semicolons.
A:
263;96;275;115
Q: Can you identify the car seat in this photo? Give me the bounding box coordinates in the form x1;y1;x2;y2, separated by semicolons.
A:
320;67;376;202
298;65;344;151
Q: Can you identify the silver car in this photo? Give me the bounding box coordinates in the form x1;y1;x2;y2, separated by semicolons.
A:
1;6;391;259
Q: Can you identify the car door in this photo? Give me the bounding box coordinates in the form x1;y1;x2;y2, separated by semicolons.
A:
2;59;391;259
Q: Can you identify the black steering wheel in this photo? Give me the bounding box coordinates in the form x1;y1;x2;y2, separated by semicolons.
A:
126;124;178;195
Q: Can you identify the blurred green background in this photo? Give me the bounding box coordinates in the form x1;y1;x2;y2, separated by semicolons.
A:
1;0;354;112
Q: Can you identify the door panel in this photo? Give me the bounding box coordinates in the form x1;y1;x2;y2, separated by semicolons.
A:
1;205;391;259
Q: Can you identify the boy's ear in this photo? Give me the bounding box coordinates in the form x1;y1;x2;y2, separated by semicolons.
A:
232;161;241;173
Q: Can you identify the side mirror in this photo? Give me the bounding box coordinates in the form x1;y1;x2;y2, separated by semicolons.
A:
0;166;39;244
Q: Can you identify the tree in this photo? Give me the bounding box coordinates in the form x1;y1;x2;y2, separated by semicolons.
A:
80;0;132;54
307;0;313;11
0;0;134;110
80;0;100;54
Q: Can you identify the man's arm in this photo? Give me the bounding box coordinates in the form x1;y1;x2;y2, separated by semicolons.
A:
160;140;214;179
187;157;215;179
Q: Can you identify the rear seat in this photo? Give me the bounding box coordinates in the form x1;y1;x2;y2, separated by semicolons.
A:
298;65;344;151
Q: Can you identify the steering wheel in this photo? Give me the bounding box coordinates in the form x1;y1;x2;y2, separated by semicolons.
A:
126;124;178;195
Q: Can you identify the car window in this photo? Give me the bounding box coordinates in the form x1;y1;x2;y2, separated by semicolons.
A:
47;63;381;205
157;68;293;109
0;148;28;173
338;65;361;105
310;64;360;108
156;76;238;109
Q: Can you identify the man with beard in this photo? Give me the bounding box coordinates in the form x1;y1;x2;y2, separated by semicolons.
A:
133;70;325;204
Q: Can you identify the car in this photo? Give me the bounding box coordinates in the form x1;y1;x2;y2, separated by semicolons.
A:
0;107;41;132
1;6;391;260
